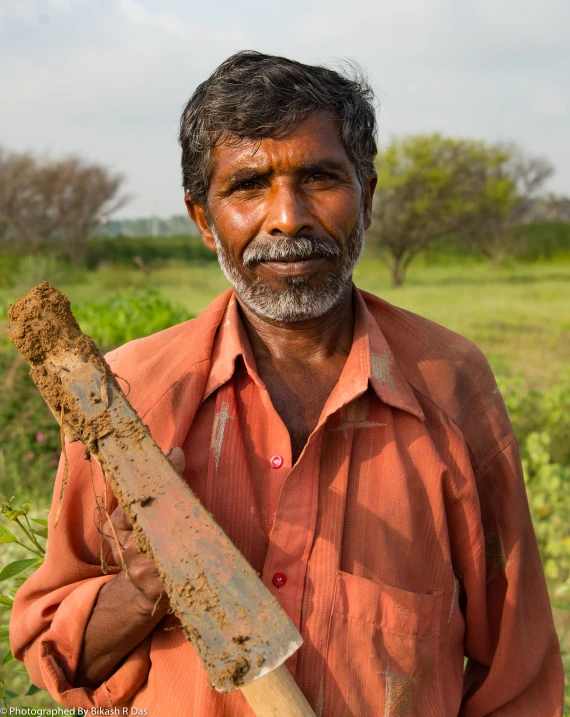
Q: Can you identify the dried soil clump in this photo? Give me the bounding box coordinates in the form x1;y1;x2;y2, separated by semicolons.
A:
9;282;106;372
8;282;117;451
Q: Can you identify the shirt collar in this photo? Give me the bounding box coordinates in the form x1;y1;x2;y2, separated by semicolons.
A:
201;288;425;422
201;293;260;404
355;289;425;421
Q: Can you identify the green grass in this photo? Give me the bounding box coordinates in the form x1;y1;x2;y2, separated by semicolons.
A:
355;258;570;388
4;252;567;389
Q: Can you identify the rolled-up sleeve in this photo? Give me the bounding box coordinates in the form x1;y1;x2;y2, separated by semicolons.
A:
459;436;564;716
11;442;152;709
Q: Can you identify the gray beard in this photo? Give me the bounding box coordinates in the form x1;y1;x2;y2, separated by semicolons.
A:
212;212;364;323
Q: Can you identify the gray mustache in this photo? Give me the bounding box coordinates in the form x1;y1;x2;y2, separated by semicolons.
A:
242;236;341;267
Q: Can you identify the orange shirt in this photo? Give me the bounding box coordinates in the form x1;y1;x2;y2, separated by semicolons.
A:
11;288;563;716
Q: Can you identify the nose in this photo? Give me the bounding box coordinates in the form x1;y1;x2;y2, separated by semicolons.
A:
264;180;312;237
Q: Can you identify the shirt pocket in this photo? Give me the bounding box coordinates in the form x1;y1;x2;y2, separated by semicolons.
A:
323;570;444;717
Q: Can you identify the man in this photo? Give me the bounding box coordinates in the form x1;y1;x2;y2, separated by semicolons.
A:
12;51;563;716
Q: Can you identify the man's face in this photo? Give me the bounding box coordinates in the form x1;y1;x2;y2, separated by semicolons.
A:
186;111;376;322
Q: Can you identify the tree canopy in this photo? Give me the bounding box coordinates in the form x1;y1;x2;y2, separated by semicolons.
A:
368;134;553;286
0;149;128;264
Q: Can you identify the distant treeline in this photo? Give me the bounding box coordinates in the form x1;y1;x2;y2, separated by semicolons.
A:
422;222;570;262
1;223;569;283
86;223;570;265
83;234;216;268
93;215;199;238
0;234;215;269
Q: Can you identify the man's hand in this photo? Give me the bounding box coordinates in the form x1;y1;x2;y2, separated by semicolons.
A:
103;447;185;611
76;446;185;688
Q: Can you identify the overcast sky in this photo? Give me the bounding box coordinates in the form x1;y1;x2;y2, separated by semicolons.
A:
1;0;568;218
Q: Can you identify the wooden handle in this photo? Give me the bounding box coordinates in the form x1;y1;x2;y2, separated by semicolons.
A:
240;664;316;717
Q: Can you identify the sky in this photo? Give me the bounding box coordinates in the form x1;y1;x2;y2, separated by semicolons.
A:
1;0;569;219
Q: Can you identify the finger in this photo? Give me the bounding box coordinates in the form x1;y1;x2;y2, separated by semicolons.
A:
110;505;133;532
166;446;185;475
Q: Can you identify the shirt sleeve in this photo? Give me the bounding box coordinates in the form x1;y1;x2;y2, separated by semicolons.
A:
10;442;152;710
458;435;564;716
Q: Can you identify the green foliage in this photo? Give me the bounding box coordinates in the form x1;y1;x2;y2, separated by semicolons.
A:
522;432;570;582
513;222;570;261
0;252;88;290
13;255;87;290
369;134;521;286
0;497;46;708
368;135;557;285
498;371;570;466
498;372;570;591
0;350;63;504
0;255;19;289
83;235;216;270
74;287;193;351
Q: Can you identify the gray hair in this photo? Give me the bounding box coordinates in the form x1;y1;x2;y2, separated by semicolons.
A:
179;50;378;205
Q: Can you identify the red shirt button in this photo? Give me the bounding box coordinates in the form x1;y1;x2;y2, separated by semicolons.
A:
270;455;283;469
272;572;287;588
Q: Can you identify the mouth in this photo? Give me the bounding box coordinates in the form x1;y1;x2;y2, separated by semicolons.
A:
257;256;328;277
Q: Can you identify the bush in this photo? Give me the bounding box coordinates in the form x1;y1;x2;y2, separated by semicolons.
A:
523;432;570;582
498;371;570;584
498;371;570;465
74;287;193;351
84;235;216;270
514;222;570;261
0;497;49;708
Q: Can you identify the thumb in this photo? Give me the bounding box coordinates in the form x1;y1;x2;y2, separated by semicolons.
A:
166;446;185;475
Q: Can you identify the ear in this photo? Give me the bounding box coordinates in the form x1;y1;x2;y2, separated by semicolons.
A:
362;173;378;231
184;195;217;252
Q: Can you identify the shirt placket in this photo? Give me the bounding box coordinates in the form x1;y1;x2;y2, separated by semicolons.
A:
261;429;323;677
295;414;354;713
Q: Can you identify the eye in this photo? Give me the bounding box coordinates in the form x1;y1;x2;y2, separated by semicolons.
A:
307;172;332;182
233;179;263;192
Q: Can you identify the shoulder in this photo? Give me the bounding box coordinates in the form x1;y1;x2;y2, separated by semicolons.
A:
360;289;514;465
103;289;232;414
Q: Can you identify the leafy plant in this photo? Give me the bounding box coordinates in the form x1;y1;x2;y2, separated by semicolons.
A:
522;432;570;582
0;497;46;707
74;287;192;351
498;369;570;466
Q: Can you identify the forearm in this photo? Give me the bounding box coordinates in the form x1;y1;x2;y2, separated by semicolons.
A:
76;571;168;688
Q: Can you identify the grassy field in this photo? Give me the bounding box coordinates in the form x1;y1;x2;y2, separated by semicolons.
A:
0;251;569;709
5;253;567;387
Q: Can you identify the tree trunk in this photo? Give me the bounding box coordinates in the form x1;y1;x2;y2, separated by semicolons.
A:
390;256;405;287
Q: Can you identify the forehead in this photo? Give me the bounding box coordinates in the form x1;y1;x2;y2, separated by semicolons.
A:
209;111;354;180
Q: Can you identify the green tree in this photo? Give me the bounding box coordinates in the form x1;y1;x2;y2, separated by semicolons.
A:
460;146;554;260
367;134;551;286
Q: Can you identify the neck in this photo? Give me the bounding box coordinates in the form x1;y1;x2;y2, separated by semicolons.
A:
236;284;355;365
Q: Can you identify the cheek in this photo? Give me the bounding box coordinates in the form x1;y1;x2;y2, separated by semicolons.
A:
319;193;362;240
213;204;264;256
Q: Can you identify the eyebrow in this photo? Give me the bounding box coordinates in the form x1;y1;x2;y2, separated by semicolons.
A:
227;168;272;185
225;158;350;186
